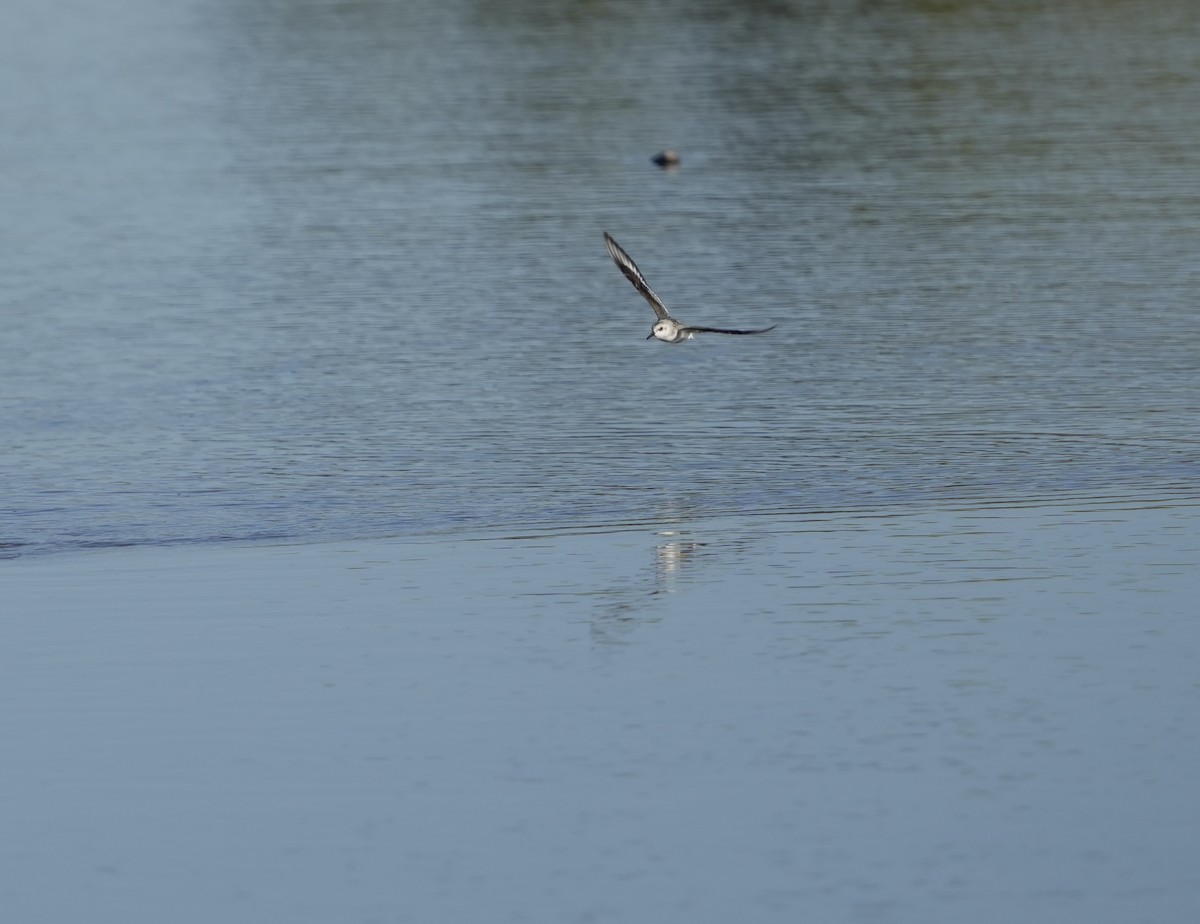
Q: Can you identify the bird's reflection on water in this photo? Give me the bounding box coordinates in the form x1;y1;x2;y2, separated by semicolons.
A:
587;528;719;647
653;530;703;593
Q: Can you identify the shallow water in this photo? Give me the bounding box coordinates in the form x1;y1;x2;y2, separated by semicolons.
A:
5;498;1199;923
2;0;1198;557
4;4;1200;920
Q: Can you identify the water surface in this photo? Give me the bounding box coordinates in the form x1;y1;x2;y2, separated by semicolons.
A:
2;0;1198;556
5;498;1199;923
4;5;1199;920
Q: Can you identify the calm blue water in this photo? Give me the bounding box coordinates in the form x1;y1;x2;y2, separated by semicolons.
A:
5;6;1200;922
2;0;1199;558
6;501;1199;924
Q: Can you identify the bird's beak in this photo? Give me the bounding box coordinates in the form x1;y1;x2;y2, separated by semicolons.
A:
646;333;655;340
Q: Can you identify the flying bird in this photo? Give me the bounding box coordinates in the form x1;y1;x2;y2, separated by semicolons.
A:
603;232;777;343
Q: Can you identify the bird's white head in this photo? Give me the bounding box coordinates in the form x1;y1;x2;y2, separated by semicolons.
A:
649;319;683;342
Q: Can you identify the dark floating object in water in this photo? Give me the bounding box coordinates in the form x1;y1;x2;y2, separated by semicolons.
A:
651;149;681;168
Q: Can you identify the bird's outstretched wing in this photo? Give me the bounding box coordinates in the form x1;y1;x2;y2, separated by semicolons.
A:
603;232;671;320
684;325;778;336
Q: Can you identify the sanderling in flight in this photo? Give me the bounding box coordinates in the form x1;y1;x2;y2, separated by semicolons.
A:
603;232;778;343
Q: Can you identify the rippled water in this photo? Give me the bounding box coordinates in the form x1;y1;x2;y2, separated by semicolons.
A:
3;0;1198;557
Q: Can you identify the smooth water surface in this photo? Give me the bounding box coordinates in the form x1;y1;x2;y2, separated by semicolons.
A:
3;4;1199;921
5;498;1199;924
2;0;1198;556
